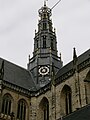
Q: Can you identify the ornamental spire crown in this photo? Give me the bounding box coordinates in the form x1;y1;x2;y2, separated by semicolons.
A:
38;2;52;20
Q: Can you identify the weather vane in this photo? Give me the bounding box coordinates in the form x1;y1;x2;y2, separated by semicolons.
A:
44;0;61;10
44;0;48;6
51;0;61;10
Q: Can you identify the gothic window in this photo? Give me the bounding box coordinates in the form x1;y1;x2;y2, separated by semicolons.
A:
44;103;49;120
60;85;72;115
84;71;90;104
1;94;12;115
17;99;26;120
43;36;46;48
39;97;49;120
65;91;72;114
43;22;47;30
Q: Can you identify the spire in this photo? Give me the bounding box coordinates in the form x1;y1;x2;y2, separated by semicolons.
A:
73;47;77;59
60;52;61;60
29;55;30;62
28;2;63;86
73;47;77;65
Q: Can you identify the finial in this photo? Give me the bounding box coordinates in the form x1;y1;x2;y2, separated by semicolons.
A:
44;0;48;6
54;28;56;33
73;47;78;65
73;47;77;59
35;29;36;34
60;52;61;60
29;55;30;62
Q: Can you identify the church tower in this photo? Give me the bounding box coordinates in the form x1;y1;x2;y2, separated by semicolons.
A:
28;2;63;87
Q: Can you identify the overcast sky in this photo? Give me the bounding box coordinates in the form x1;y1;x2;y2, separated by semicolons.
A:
0;0;90;68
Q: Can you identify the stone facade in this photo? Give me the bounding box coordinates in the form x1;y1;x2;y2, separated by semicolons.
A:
0;65;90;120
0;2;90;120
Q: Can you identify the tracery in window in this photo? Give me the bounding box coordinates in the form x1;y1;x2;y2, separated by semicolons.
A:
60;85;72;115
39;97;49;120
17;99;26;120
1;94;12;115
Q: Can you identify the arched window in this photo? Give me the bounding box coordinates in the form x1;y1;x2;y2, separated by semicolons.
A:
43;36;46;48
43;22;47;30
39;97;49;120
60;85;72;115
84;71;90;104
1;94;12;115
17;99;26;120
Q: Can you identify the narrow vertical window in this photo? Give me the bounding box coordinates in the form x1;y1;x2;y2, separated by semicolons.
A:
39;97;49;120
1;94;12;115
61;85;72;116
5;100;8;114
65;93;68;115
8;100;11;115
43;36;46;48
17;100;26;120
44;102;49;120
65;89;72;115
43;23;47;30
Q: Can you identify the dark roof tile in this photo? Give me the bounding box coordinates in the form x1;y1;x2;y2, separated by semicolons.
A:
0;58;37;91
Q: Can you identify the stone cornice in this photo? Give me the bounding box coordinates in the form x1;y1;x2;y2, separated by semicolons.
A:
2;80;51;97
55;57;90;86
2;80;31;97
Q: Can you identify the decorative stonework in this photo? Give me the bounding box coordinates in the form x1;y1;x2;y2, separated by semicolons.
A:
78;58;90;72
55;57;90;86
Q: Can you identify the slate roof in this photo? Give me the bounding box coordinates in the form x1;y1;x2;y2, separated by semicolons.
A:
0;49;90;93
62;104;90;120
0;58;37;92
55;49;90;81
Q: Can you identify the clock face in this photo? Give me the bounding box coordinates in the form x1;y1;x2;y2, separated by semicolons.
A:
39;66;49;76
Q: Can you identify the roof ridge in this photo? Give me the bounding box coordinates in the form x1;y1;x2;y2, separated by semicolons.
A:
0;57;27;71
